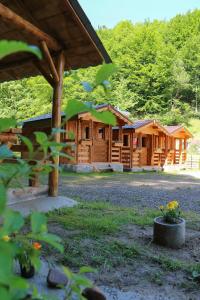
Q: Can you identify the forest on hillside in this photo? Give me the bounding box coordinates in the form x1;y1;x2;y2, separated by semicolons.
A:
1;9;200;125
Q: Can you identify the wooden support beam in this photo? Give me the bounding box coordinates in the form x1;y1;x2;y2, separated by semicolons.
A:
40;41;59;83
0;3;61;51
33;61;54;87
48;52;65;197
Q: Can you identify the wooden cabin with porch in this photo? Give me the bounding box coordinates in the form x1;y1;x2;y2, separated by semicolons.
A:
164;125;193;166
112;120;170;170
22;104;131;173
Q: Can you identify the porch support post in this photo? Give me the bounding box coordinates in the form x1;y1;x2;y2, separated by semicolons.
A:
151;134;154;166
90;120;94;163
108;125;112;162
75;119;80;164
184;138;187;162
48;51;65;197
130;131;133;169
179;138;182;164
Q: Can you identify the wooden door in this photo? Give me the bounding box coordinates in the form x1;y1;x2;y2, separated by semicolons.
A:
93;125;108;162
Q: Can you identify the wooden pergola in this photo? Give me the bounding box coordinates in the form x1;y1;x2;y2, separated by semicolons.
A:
0;0;111;196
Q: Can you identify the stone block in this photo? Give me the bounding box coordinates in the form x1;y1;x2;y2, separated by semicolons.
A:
47;269;68;288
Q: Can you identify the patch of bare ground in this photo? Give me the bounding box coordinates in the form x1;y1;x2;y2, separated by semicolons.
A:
45;222;200;300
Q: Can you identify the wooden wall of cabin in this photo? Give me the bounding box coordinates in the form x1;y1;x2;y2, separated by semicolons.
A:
76;120;111;163
111;128;170;168
21;119;52;160
21;118;113;166
61;119;111;164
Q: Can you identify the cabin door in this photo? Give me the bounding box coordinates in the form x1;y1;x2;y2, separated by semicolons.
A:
93;125;108;162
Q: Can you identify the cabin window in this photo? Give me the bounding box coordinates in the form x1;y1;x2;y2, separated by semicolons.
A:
83;126;90;140
112;129;119;141
123;134;129;146
98;127;105;139
142;137;147;147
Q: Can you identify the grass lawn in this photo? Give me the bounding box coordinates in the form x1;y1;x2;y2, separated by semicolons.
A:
43;201;200;298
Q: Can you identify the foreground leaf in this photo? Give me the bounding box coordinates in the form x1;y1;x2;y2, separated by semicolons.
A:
0;40;42;60
0;118;17;133
31;212;47;234
0;184;6;214
95;63;117;86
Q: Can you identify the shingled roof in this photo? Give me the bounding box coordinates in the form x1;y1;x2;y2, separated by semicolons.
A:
22;104;132;125
122;120;152;129
164;125;183;134
165;125;193;138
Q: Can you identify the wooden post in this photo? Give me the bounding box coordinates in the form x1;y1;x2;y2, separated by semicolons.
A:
130;131;133;169
184;138;187;163
119;126;122;142
108;125;112;162
138;133;142;167
179;138;182;164
151;134;154;166
48;52;65;197
75;119;80;164
29;174;39;188
90;120;93;163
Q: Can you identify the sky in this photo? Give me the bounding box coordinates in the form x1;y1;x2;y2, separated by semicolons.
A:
79;0;200;28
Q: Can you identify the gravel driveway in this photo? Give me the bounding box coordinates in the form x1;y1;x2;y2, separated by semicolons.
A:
59;171;200;212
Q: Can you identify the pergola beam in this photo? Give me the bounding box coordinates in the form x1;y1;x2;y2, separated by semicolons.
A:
0;3;61;51
33;61;55;87
40;41;59;83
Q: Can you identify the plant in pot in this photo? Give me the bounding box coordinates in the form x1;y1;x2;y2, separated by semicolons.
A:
153;200;185;249
16;239;42;279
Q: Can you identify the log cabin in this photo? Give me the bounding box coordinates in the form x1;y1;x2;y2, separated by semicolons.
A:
112;120;170;170
164;125;193;166
22;104;132;172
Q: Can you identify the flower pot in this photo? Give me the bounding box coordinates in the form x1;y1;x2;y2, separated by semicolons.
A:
20;264;35;278
153;216;185;249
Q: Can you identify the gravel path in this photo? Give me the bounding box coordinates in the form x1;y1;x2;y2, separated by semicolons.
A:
59;172;200;212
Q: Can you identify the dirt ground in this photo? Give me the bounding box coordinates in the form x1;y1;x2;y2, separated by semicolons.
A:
47;171;200;299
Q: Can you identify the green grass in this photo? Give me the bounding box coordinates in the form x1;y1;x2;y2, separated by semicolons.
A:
48;202;200;237
48;202;161;237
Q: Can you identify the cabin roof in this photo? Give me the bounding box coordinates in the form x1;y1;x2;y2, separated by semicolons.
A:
0;0;111;82
22;104;132;125
164;125;183;134
165;125;193;138
113;119;169;135
123;120;152;129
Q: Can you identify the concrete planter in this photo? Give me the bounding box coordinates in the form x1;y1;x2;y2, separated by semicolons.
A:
153;216;185;249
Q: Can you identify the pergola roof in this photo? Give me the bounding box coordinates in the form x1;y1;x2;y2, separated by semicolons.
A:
0;0;111;82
